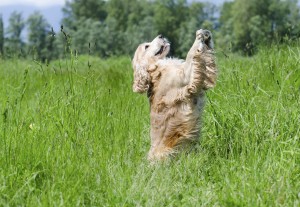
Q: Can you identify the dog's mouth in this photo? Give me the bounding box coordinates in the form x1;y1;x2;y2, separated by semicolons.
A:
204;36;211;48
154;42;170;57
155;46;165;56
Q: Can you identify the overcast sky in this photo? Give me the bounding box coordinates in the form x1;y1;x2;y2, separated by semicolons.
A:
0;0;230;8
0;0;66;7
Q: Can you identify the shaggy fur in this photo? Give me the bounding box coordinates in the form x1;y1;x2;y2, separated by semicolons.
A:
132;29;217;161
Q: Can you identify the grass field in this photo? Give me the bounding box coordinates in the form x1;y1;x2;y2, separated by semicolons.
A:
0;45;300;206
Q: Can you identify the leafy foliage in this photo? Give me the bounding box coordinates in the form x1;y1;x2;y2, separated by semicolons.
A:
5;11;25;57
27;11;56;62
0;0;300;60
218;0;300;55
60;0;217;57
0;15;3;55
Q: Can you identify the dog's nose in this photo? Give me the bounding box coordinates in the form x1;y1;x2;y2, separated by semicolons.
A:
158;34;163;39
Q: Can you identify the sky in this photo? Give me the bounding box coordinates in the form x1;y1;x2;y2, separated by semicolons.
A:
0;0;66;7
0;0;229;7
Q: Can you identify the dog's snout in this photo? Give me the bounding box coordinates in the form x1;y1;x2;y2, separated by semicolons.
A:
158;34;163;39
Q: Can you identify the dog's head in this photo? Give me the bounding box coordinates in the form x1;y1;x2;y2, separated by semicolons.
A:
132;35;170;93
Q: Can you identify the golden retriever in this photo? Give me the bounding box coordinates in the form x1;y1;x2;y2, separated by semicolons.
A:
132;29;217;161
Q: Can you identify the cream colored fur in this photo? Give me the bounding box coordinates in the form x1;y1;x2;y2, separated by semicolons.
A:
132;29;217;161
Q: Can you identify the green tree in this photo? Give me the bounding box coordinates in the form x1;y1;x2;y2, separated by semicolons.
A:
287;0;300;39
6;11;25;56
52;26;72;59
59;0;220;57
177;2;215;57
152;0;189;55
177;18;199;58
27;11;53;62
61;0;109;56
0;15;4;55
219;0;299;55
62;0;158;56
217;1;234;52
105;0;157;55
124;16;158;55
62;0;107;29
106;0;149;31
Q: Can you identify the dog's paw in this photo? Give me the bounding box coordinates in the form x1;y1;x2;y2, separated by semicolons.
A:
196;29;213;50
196;29;211;41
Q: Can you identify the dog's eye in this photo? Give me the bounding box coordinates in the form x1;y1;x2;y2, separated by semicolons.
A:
145;45;149;50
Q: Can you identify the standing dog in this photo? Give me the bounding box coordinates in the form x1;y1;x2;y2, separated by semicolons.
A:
132;29;217;161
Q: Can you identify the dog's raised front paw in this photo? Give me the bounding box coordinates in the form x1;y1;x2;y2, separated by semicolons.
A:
196;29;211;41
196;29;213;50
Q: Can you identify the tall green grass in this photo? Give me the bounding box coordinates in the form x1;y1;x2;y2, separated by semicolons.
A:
0;45;299;206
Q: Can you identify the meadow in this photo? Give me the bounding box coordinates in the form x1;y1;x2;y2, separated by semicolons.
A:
0;44;299;206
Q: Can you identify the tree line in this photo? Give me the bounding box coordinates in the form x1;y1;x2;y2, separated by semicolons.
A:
0;0;299;62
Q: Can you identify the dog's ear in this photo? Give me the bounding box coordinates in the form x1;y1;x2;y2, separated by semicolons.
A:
132;47;150;93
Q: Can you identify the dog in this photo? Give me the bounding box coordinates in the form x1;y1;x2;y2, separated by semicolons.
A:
132;29;217;161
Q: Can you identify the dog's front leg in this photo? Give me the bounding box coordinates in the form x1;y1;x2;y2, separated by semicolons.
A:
182;29;216;97
184;29;211;96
